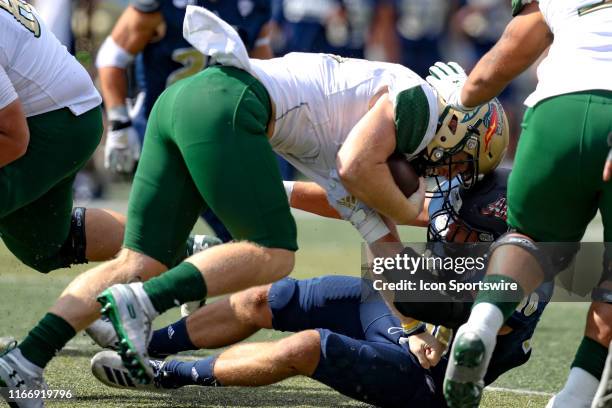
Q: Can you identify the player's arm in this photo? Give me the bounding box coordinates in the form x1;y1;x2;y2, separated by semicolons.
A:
286;180;430;226
97;6;162;109
96;5;162;173
337;95;425;225
460;2;552;108
285;181;342;219
0;67;29;168
368;1;400;63
248;22;274;59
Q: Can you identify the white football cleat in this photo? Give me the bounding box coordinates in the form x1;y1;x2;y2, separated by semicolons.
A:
0;347;47;408
85;316;119;350
97;282;158;385
91;350;166;392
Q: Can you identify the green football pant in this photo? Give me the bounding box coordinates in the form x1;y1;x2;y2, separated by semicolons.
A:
0;106;103;272
124;66;297;268
508;90;612;243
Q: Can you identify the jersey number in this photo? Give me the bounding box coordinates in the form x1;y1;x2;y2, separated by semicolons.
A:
578;0;612;16
166;48;208;87
0;0;41;37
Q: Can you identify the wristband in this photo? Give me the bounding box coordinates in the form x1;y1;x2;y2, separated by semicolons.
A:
401;321;426;336
283;181;295;202
108;105;132;131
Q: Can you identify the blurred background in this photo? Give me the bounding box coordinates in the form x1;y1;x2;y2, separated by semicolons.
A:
28;0;540;201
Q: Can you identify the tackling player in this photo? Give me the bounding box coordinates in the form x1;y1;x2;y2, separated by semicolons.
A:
97;0;273;242
423;1;612;407
90;169;551;408
0;7;508;404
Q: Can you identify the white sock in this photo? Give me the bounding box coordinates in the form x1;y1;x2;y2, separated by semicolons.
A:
462;302;504;346
551;367;598;407
129;282;159;320
452;302;504;377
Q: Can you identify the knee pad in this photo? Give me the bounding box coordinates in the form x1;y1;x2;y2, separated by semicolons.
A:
59;207;88;267
488;232;579;281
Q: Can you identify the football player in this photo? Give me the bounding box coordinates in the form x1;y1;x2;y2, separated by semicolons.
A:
0;7;508;404
0;3;130;275
423;1;612;407
97;0;273;242
90;168;551;408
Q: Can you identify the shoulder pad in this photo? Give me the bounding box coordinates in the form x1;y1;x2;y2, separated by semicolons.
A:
131;0;161;13
511;0;537;17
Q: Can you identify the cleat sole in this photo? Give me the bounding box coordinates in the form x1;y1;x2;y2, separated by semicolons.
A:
97;289;152;385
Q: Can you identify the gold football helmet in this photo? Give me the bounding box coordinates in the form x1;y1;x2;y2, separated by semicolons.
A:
419;96;510;187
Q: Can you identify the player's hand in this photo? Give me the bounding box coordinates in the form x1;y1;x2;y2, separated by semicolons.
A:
326;170;391;242
104;105;141;175
104;126;141;174
406;177;426;217
426;62;472;112
406;330;445;369
603;133;612;182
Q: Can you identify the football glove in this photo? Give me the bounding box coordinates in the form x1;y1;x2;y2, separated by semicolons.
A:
104;105;141;175
426;61;474;112
326;170;391;243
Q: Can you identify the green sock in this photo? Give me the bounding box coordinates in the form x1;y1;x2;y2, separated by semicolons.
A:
143;262;207;314
571;336;608;379
473;275;524;321
18;313;76;369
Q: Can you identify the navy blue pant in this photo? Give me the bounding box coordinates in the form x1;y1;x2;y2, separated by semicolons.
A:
268;276;448;408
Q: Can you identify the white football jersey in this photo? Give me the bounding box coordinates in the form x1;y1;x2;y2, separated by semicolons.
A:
0;1;101;116
250;53;438;188
525;0;612;106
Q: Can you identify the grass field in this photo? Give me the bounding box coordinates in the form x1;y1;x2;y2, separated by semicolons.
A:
0;199;600;407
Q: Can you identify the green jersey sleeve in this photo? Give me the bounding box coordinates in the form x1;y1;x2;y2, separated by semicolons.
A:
512;0;537;17
393;85;434;156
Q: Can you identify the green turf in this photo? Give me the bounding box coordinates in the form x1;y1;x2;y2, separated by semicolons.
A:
0;210;595;407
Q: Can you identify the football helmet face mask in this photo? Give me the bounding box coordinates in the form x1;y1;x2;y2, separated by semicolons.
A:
415;96;510;192
427;169;510;244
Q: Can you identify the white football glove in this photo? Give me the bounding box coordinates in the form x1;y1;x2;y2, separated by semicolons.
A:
426;61;473;112
104;106;141;174
326;170;391;243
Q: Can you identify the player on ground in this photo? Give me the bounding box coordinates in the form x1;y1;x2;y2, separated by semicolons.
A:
97;0;274;242
0;6;508;404
423;2;612;407
90;169;551;408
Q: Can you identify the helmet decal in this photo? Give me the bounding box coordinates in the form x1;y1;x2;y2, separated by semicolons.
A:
460;105;483;124
483;102;502;152
480;195;507;221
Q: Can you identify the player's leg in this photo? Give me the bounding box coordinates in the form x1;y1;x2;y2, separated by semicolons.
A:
98;66;297;382
0;106;126;272
147;283;273;357
446;91;612;407
148;274;364;357
91;330;321;391
564;193;612;408
0;94;206;402
591;182;612;408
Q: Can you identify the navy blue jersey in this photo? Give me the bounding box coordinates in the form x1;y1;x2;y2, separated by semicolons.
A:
272;0;374;59
131;0;270;117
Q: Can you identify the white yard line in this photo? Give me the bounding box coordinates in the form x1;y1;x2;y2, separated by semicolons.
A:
486;386;554;397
